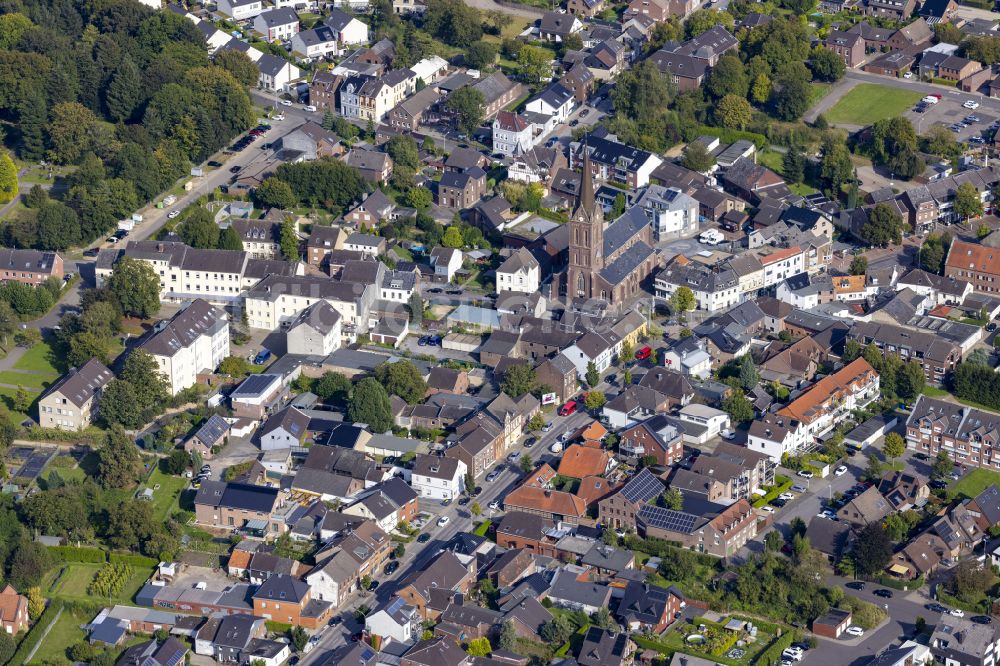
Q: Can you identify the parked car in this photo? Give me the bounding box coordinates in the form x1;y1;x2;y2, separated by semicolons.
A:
417;533;430;543
279;99;293;106
950;609;965;617
834;465;848;476
541;422;553;432
457;497;470;506
384;561;399;575
524;437;536;448
926;603;947;613
791;484;808;493
797;470;814;479
437;516;450;527
964;100;981;109
770;498;787;508
558;400;578;416
846;626;864;637
874;589;893;599
489;500;500;510
971;615;993;625
634;346;652;361
486;469;501;482
303;104;317;112
779;492;795;501
167;210;180;219
846;581;866;590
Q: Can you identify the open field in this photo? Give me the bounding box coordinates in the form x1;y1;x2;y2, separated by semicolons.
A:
15;342;62;375
46;562;150;603
951;468;1000;501
825;84;923;125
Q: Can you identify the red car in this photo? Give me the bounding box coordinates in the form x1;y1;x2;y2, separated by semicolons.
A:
635;346;652;361
558;400;578;416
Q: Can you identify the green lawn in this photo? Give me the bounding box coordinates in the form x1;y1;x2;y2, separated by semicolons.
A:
757;149;784;173
47;562;150;604
790;183;819;196
141;467;190;521
921;386;950;398
809;82;833;105
28;606;87;664
951;468;1000;501
14;342;62;375
0;370;56;389
825;84;924;126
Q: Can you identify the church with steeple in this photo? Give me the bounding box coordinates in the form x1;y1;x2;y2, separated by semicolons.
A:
560;151;658;306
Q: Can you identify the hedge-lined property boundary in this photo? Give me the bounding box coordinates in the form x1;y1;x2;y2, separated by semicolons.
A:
8;599;64;666
47;545;157;568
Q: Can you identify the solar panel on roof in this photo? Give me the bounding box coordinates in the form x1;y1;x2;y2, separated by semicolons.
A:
640;506;698;533
620;468;663;503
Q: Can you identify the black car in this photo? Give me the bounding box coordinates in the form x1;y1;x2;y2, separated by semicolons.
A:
384;561;399;574
417;533;431;543
329;615;342;626
428;288;443;293
446;289;462;295
874;589;893;599
458;496;470;506
971;615;993;624
846;581;866;590
230;166;241;173
207;161;223;167
524;437;536;448
369;580;380;591
83;248;100;257
926;603;948;613
472;486;482;496
930;479;948;489
770;498;787;508
988;323;998;332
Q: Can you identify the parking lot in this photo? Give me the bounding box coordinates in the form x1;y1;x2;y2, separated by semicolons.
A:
905;94;998;144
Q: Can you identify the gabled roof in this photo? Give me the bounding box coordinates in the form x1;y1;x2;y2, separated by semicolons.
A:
42;358;113;408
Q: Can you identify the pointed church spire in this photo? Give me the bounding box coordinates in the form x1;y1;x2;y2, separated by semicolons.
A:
580;142;595;213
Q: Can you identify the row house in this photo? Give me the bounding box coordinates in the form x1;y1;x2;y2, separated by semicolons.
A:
946;239;1000;294
503;463;587;524
907;395;1000;472
340;69;415;122
306;520;391;607
394;551;477;620
244;274;375;335
847;320;961;384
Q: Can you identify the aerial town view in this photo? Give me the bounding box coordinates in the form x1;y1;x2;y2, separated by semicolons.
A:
11;0;1000;665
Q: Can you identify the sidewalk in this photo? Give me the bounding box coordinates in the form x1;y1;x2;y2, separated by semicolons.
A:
813;615;891;647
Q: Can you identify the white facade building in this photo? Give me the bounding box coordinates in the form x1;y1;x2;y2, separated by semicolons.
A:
495;248;540;294
141;299;229;396
410;454;467;501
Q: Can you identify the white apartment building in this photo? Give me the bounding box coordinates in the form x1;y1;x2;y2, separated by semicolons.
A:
495;248;540;294
244;274;375;334
492;112;534;157
218;0;263;20
632;186;699;241
140;299;230;396
95;241;302;305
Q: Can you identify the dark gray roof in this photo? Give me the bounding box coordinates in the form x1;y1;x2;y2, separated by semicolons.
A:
42;358;113;408
194;414;230;446
599;241;654;284
253;574;309;604
548;570;611;607
289;300;342;336
256;7;299;27
142;299;227;359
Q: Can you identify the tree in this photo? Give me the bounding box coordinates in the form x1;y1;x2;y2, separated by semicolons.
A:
520;453;533;474
849;256;868;275
99;380;144;429
97;427;142;489
163;449;192;476
852;523;892;578
13;385;30;414
932;450;954;480
8;539;51;589
717;94;753;130
585;361;600;388
375;360;428;404
26;586;45;620
280;217;299;261
764;529;783;552
466;637;491;657
861;203;906;247
178;208;220;249
584;391;606;411
669;286;696;315
465;471;476;495
214;49;260;87
883;432;905;463
290;626;308;652
502;364;537;397
256;177;297;210
682;142;715;172
348;377;393;433
769;76;811;121
470;501;481;517
386;135;420;171
424;0;483;47
949;560;996;603
442;226;463;248
122;350;170;414
663;487;684;510
527;413;545;432
218;225;244;251
0;152;16;205
48;102;99;164
406;187;432;209
465;42;497;70
955;181;983;221
447;87;485;135
541;616;573;644
705;55;748;100
105;56;143;122
517;44;552;85
685;8;734;39
896;361;924;401
820;139;853;193
498;620;516;651
809;46;846;82
723;389;754;422
108;257;161;318
611;192;627;219
783;145;804;184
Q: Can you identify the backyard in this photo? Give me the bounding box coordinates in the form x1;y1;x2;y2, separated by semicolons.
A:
825;84;923;126
633;615;783;666
28;605;88;664
138;465;191;521
950;468;1000;501
44;562;150;604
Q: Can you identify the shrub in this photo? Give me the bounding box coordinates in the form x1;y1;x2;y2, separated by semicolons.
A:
46;546;106;563
753;632;796;666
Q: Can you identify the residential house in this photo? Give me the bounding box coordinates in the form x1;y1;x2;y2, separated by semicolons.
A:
185;414;230;459
496;248;540;294
946;239;1000;294
558;445;615;479
525;83;575;123
824;30;865;67
430;247;463;282
37;359;113;431
230;374;285;419
275;122;341;161
567;0;605;16
867;0;915;20
290;24;338;60
389;86;442;131
342;477;419;532
401;637;471;666
251;574;332;628
539;11;584;42
599;468;665;530
837;486;892;526
576;628;635;666
0;249;63;285
286;300;342;356
930;616;1000;666
141;299;229;396
619;415;684;465
545;569;612;614
637;498;757;558
535;353;579;404
571;135;662;189
906;395;1000;471
496;511;558;557
326;8;369;48
345;149;394;183
394;550;476;620
617;581;683;633
468;73;525;120
194;482;286;535
503;463;587;523
438;168;487;209
0;585;28;635
877;471;929;511
253;8;299;42
218;0;263;20
306;521;391;606
493;111;534;157
411;454;467;501
366;598;421;647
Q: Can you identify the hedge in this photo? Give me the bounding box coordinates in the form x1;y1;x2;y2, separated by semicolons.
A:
751;475;793;508
109;553;159;568
752;631;795;666
877;574;924;591
19;425;107;446
46;546;106;563
8;599;64;666
696;125;768;149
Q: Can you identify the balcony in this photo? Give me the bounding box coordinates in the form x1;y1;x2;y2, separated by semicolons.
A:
619;442;645;456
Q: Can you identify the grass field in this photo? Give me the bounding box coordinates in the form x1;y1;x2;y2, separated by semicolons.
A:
141;467;190;521
0;370;56;389
47;562;150;603
951;468;1000;501
825;84;923;126
15;342;62;375
28;606;87;664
